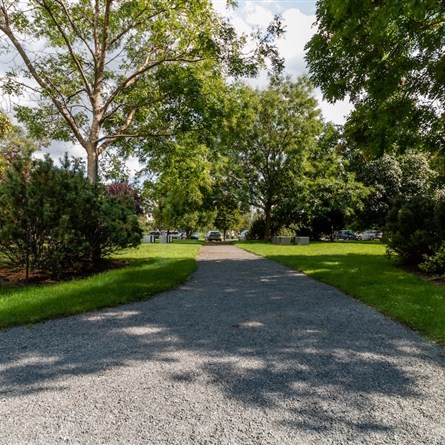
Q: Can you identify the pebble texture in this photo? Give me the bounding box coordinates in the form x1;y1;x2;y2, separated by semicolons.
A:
1;244;445;444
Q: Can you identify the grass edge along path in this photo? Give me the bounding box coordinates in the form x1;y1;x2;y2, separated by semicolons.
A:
240;241;445;347
0;242;201;330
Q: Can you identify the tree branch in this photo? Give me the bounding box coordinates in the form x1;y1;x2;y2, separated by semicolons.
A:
0;19;87;147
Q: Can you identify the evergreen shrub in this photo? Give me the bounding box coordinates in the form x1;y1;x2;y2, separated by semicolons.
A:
385;193;445;266
0;156;142;278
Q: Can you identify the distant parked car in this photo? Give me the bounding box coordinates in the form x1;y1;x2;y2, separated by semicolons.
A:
205;230;222;241
356;230;382;240
190;232;200;240
335;229;357;240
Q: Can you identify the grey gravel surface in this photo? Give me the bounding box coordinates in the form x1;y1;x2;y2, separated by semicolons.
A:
1;244;445;445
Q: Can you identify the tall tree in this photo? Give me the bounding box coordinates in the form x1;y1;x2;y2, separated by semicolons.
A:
230;77;323;240
348;152;403;229
305;0;445;154
347;149;438;230
211;175;244;239
143;139;214;235
0;0;283;182
299;123;368;238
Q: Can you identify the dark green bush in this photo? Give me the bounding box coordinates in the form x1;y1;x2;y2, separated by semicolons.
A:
248;217;293;240
385;193;445;265
420;242;445;276
0;156;142;278
248;218;268;240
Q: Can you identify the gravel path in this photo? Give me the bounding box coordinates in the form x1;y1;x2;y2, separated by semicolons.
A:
1;244;445;444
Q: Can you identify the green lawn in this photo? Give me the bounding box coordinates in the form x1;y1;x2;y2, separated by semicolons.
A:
0;242;201;329
240;241;445;346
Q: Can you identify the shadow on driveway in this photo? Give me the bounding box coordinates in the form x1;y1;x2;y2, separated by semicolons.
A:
1;244;444;440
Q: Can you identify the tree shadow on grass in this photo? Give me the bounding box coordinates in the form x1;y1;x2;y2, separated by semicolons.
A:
0;256;196;328
268;251;445;345
0;251;444;438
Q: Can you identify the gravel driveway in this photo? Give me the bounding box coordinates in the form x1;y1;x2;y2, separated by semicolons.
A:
1;244;445;444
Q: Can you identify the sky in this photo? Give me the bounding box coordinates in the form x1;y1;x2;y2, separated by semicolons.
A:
213;0;353;124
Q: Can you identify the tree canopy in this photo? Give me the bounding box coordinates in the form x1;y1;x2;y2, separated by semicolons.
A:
225;77;324;240
0;0;284;182
305;0;445;155
143;137;214;234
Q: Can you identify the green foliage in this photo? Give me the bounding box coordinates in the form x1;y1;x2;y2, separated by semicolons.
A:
0;124;45;176
247;218;266;241
268;122;368;239
213;192;242;237
303;123;368;237
0;156;142;277
211;82;368;241
143;139;214;234
343;98;432;157
349;152;403;229
0;110;12;138
420;241;445;276
209;158;246;236
385;192;445;265
306;0;445;155
349;150;437;230
227;77;325;240
0;1;284;182
306;0;445;268
275;226;296;237
247;217;282;240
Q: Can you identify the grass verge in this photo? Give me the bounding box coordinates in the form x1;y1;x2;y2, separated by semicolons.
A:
240;241;445;346
0;242;201;329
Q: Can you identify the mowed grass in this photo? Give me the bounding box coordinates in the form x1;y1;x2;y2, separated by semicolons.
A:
0;242;201;329
240;241;445;346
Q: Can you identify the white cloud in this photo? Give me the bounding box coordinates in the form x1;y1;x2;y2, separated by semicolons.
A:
277;8;315;62
34;141;85;163
316;92;352;124
212;0;353;124
243;2;275;27
211;0;235;16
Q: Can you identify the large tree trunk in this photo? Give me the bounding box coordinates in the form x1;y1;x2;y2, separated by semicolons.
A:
86;145;99;183
263;200;272;241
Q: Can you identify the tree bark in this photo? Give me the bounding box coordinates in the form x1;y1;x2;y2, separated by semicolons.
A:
263;200;272;241
86;145;99;183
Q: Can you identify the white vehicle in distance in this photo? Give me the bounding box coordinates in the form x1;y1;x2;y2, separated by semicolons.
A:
356;230;382;240
205;230;222;241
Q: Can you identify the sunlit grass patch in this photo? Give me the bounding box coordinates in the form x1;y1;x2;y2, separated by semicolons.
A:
0;243;200;329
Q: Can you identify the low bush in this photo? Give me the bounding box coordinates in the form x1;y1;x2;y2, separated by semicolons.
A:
420;241;445;276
